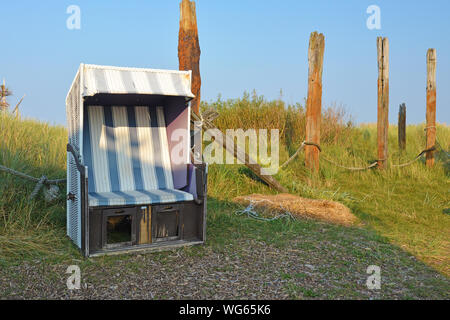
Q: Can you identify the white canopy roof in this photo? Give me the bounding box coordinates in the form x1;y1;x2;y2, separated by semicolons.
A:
81;64;195;98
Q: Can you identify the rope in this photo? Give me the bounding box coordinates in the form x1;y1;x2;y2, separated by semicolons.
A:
29;176;47;200
391;146;436;167
321;147;436;170
280;142;305;169
280;141;324;169
280;140;441;171
435;137;450;159
281;141;378;171
0;164;66;184
321;156;379;171
0;164;66;200
423;126;449;157
304;141;322;152
423;126;449;159
235;198;295;222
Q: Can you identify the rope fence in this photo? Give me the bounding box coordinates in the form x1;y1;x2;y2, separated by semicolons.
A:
321;156;379;171
0;164;66;200
280;140;447;171
0;125;447;200
391;146;437;168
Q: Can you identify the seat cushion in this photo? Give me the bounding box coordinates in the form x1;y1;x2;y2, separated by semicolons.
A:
88;189;194;207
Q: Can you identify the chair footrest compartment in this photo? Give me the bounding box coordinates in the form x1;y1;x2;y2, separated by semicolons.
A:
89;201;204;254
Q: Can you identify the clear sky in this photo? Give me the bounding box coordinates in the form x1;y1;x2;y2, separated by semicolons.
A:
1;0;448;125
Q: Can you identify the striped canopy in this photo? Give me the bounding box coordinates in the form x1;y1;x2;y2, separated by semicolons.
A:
82;64;195;98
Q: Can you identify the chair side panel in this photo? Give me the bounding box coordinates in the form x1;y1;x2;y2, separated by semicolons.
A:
66;71;82;248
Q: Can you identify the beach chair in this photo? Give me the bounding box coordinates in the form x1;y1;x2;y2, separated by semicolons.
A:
66;64;207;257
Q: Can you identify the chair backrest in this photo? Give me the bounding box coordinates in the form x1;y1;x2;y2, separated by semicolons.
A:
83;105;174;193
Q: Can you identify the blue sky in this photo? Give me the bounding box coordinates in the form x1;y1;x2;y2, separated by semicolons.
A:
0;0;448;125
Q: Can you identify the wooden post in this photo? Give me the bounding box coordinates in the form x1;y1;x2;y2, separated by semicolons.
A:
178;0;201;115
377;37;389;169
426;49;437;167
305;32;325;172
398;103;406;151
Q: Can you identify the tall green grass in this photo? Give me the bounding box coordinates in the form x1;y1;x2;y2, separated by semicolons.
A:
0;113;75;264
203;92;352;151
0;95;449;275
202;94;449;275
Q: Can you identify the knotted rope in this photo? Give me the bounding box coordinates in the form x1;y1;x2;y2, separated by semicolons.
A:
0;164;66;200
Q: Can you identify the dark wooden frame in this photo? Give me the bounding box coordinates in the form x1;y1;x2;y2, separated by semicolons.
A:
86;199;205;256
101;207;138;249
151;204;182;243
69;141;208;257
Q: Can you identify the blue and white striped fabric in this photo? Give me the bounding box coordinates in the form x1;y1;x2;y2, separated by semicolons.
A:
83;105;193;207
82;64;195;98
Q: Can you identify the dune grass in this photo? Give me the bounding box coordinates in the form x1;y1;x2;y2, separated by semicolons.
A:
0;113;77;264
0;95;449;279
282;124;450;275
204;94;449;275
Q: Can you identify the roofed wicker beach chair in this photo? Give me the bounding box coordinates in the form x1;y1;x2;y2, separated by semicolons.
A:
66;64;207;257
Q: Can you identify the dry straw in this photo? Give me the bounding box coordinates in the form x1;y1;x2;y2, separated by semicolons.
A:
234;193;358;226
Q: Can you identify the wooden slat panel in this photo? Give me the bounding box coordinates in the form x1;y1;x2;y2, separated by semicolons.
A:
139;206;152;245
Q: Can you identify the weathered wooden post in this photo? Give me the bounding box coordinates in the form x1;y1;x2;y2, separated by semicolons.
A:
426;49;437;167
178;0;201;116
305;32;325;172
377;37;389;169
398;103;406;151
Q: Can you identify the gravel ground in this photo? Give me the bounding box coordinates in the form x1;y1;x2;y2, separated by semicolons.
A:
1;237;449;300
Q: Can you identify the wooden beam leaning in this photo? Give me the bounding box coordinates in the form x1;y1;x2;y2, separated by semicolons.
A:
192;113;288;193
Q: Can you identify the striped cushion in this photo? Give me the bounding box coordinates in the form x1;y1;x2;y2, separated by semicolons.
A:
88;189;193;207
83;105;193;207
